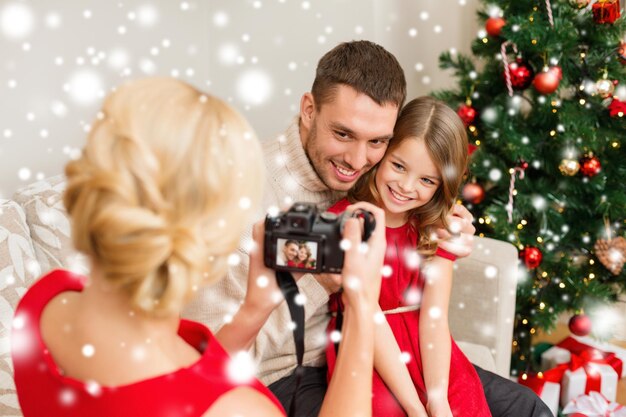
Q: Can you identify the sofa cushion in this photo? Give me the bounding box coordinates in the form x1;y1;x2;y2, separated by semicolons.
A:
0;199;39;416
449;237;518;377
456;341;497;374
12;175;87;275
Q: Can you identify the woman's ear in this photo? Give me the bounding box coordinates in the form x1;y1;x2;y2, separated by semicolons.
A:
300;93;316;130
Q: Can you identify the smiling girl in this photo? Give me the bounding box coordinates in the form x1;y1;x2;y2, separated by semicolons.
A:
326;96;491;417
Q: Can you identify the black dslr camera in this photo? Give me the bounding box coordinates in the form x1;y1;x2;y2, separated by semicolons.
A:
264;202;376;274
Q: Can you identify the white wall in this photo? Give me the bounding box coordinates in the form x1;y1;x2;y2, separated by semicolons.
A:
0;0;480;198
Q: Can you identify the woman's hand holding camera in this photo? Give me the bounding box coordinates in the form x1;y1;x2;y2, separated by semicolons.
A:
339;201;386;312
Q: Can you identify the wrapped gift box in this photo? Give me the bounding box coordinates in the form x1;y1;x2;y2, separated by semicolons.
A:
592;0;621;24
542;345;572;370
518;372;561;416
562;391;626;416
560;363;618;407
541;336;624;379
575;335;626;378
540;381;560;417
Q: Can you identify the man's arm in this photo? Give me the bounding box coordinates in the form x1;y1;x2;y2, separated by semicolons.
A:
295;273;333;320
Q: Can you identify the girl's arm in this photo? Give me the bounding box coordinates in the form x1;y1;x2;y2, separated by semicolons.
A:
373;307;428;417
419;256;454;417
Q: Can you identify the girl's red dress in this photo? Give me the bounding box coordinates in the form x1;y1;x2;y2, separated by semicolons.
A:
326;198;491;417
11;269;285;417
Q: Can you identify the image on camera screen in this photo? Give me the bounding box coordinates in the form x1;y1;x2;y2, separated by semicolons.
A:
276;238;318;270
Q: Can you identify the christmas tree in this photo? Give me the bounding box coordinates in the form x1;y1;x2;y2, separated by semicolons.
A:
434;0;626;374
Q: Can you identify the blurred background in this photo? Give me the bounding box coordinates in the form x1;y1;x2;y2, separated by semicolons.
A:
0;0;480;197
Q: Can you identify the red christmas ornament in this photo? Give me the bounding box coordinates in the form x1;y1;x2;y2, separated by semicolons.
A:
533;66;561;95
592;0;621;24
618;42;626;64
519;160;529;170
520;246;543;269
468;143;478;156
579;155;601;176
461;183;485;204
505;58;535;90
608;97;626;116
486;17;506;37
551;65;563;80
457;103;477;127
568;314;592;336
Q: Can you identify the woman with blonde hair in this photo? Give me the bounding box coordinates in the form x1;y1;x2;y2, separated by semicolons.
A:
11;77;387;417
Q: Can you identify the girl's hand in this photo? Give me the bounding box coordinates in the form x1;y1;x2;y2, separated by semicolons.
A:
406;402;430;417
426;397;453;417
245;220;284;314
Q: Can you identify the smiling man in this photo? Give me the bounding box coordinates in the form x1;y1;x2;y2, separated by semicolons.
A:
300;84;398;191
278;240;299;266
185;40;550;417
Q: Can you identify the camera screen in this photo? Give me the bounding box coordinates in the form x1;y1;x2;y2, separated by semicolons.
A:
276;238;318;270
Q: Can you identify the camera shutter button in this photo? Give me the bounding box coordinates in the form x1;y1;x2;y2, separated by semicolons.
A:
319;212;337;222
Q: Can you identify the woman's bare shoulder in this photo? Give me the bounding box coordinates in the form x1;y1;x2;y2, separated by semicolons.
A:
202;386;284;417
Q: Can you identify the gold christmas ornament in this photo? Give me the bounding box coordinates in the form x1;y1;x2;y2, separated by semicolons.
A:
595;78;615;99
559;158;580;176
594;236;626;275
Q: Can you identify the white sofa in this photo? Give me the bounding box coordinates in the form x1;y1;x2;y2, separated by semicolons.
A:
0;175;518;416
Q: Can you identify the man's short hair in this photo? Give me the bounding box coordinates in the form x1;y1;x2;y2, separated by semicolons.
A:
284;239;298;247
311;40;406;109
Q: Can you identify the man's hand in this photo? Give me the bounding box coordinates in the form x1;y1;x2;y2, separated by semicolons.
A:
426;397;453;417
290;271;341;295
312;273;342;295
433;204;475;259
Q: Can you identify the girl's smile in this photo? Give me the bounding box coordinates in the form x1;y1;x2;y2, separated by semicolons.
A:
375;137;441;227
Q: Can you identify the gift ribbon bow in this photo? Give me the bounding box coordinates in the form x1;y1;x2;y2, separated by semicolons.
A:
521;337;623;397
562;391;626;417
569;351;606;394
519;365;567;395
558;337;623;378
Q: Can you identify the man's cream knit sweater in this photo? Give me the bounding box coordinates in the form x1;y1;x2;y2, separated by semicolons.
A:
184;118;345;385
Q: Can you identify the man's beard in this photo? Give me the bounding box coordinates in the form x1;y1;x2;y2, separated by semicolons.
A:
303;122;333;190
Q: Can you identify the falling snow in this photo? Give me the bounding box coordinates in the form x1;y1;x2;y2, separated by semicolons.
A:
227;351;257;384
0;2;474;196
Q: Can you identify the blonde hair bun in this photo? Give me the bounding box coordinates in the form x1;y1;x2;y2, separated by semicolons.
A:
64;77;263;316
